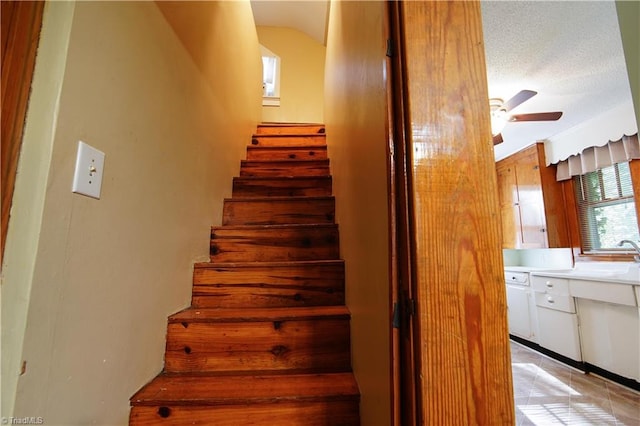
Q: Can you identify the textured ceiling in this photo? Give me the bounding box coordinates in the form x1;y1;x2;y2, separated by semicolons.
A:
251;1;635;161
482;0;634;160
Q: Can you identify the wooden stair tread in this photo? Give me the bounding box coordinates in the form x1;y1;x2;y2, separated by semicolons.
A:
248;144;327;150
259;122;323;126
252;133;326;139
233;176;331;181
130;372;359;406
211;223;337;231
241;159;329;165
169;306;350;323
224;195;334;202
194;259;343;268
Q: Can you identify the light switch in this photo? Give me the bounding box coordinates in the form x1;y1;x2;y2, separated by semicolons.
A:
72;141;105;199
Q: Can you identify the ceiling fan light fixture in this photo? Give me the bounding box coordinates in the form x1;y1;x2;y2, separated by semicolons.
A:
490;107;508;136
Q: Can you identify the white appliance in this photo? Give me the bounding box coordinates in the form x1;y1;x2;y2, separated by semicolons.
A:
504;270;539;343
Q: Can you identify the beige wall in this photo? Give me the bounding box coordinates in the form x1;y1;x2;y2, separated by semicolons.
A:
2;1;261;423
324;1;391;424
616;0;640;128
257;26;325;124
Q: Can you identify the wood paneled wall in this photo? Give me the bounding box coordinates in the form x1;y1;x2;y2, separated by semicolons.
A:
397;2;515;424
1;0;44;262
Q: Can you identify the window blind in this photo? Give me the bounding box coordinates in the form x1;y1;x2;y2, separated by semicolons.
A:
573;161;639;252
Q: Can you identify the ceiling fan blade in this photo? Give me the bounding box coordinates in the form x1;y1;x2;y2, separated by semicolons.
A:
493;133;504;145
509;111;563;122
502;90;537;112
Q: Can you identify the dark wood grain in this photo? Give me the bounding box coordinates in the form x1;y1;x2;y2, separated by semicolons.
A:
240;159;330;177
256;124;325;135
210;224;340;263
246;145;327;161
222;196;335;226
129;401;359;426
192;260;345;308
165;314;351;373
251;134;326;147
130;372;359;405
232;176;332;197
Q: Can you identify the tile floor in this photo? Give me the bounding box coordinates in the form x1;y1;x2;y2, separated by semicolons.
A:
510;341;640;425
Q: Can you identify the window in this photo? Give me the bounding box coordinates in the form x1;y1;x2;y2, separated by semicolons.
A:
573;161;640;252
260;45;280;107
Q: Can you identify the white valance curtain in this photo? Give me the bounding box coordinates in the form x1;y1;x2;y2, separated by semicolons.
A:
555;133;640;181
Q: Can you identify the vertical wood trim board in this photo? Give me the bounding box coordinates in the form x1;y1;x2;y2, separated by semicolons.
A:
398;2;515;424
630;159;640;231
1;0;45;262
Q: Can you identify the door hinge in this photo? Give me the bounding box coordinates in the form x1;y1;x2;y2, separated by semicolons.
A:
392;297;415;329
392;301;401;328
386;38;393;57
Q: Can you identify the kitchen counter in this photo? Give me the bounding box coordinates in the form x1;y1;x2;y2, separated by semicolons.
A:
530;262;639;286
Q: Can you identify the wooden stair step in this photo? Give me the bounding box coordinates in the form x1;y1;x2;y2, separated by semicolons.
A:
232;176;332;198
246;145;327;161
129;372;358;426
169;305;350;322
256;123;325;135
131;372;358;406
240;159;330;177
129;401;359;426
192;260;345;308
164;306;351;373
222;196;335;226
210;224;340;262
251;134;326;147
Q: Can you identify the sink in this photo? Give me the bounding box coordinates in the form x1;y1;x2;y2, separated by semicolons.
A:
566;262;639;283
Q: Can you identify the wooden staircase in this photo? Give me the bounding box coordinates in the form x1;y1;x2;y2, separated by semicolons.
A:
129;123;360;425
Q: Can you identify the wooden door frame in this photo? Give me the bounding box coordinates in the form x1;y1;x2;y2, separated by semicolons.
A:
1;0;45;263
387;2;515;424
386;1;420;425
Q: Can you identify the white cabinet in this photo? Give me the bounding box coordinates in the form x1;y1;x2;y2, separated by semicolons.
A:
506;285;534;340
536;306;582;361
576;297;640;381
530;275;582;361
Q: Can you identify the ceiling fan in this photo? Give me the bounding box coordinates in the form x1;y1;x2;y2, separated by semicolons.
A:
490;90;563;145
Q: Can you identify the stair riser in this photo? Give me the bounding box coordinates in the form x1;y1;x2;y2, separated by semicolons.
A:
240;161;330;177
232;177;332;197
130;401;359;426
192;262;344;308
210;226;339;263
222;198;335;226
246;147;327;161
165;319;351;373
251;135;325;147
256;125;325;135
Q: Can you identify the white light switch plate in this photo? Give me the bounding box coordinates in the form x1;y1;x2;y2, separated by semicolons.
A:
72;141;105;199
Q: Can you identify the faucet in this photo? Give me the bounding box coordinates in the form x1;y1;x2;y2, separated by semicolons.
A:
617;240;640;262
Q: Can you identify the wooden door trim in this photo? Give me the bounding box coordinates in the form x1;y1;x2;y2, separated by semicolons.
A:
1;0;45;262
394;2;515;424
387;1;420;424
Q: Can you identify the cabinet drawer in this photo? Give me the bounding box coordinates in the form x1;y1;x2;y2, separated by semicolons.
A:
534;292;575;313
531;276;570;295
569;279;637;306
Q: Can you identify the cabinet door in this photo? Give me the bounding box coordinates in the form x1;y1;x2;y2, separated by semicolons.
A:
496;164;519;248
536;307;582;361
577;298;640;380
506;285;532;339
515;158;548;248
